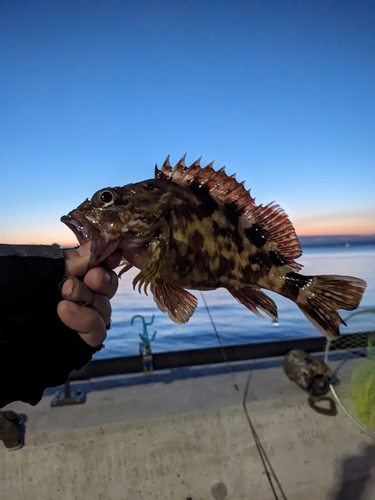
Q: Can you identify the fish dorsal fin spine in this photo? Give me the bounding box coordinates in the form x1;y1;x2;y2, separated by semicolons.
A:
155;155;172;179
155;155;302;269
156;156;255;209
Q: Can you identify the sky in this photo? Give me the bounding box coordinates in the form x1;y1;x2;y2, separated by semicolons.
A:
1;0;374;246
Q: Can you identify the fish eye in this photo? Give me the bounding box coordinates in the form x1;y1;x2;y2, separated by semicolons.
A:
99;191;114;205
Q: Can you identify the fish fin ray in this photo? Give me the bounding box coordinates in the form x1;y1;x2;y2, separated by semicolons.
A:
151;279;198;324
155;155;172;179
132;260;159;295
118;260;134;278
132;221;170;293
159;155;256;209
243;202;303;270
296;275;367;339
228;286;278;320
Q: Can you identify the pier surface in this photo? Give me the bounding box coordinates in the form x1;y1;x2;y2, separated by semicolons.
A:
1;356;374;499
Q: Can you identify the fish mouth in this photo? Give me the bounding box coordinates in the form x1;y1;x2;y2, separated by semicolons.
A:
61;213;120;267
60;214;97;246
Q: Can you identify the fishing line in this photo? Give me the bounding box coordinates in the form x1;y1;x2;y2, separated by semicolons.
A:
200;292;288;500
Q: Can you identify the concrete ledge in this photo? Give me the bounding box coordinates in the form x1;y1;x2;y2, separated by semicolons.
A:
1;357;374;499
68;336;329;379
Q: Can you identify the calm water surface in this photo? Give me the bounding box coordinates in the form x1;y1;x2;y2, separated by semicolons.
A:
95;245;375;359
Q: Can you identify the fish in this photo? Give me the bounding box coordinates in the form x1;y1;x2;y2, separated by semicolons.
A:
61;155;367;339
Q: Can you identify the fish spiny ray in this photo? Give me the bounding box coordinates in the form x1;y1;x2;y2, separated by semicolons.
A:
214;176;247;202
179;153;187;167
195;164;217;187
163;156;256;213
207;166;228;193
155;155;172;179
163;154;171;169
171;154;188;179
179;159;203;183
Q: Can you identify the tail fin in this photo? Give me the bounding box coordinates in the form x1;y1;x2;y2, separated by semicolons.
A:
296;275;367;340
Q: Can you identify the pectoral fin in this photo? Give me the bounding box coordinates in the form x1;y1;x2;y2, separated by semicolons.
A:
151;279;198;324
132;221;170;294
118;259;134;278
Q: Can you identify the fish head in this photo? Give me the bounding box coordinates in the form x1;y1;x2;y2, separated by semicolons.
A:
61;181;171;267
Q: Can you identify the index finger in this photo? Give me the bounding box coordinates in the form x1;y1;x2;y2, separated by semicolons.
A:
102;249;123;271
83;267;119;299
64;244;123;278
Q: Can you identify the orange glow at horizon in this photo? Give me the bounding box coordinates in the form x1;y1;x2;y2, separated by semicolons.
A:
293;212;375;237
1;212;374;246
1;226;80;247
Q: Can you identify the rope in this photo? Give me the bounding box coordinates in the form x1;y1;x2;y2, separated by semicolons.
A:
200;292;288;500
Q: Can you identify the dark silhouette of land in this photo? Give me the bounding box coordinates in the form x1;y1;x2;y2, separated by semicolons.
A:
300;234;375;248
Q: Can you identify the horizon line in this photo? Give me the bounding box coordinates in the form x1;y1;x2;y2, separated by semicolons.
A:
2;232;375;248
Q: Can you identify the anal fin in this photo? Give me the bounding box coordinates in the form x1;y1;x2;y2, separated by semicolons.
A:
228;285;278;320
151;279;198;324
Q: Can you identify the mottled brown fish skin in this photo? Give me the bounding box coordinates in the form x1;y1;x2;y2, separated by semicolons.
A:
61;155;367;340
149;182;284;289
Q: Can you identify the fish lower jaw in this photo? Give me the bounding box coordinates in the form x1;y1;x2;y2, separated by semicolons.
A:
60;216;92;245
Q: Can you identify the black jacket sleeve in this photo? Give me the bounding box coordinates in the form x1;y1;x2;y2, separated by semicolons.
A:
0;244;101;407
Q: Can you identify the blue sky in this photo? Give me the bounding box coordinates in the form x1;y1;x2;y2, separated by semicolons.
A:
1;0;374;245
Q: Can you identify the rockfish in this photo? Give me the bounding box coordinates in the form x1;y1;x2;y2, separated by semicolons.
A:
61;155;367;339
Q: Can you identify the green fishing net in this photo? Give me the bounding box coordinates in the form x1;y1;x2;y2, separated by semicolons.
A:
351;334;375;429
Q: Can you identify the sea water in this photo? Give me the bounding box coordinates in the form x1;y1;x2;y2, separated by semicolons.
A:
95;245;375;359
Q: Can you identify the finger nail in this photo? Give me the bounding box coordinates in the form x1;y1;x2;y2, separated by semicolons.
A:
62;278;74;297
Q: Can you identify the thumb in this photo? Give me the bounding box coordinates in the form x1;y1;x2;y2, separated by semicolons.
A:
63;242;92;278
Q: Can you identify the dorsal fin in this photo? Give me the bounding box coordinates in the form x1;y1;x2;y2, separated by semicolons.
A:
244;202;303;270
155;155;172;179
155;155;256;211
155;155;302;269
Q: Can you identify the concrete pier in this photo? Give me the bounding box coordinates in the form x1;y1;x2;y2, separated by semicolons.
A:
1;356;374;499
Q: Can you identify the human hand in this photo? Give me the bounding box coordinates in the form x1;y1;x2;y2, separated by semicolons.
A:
57;243;122;348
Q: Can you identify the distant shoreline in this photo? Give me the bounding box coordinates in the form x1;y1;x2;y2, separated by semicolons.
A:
57;234;375;250
300;235;375;248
